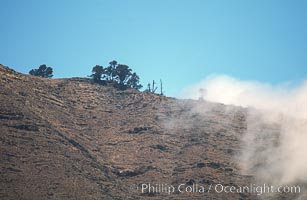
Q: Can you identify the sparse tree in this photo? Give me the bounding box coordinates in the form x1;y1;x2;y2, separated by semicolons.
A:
29;64;53;78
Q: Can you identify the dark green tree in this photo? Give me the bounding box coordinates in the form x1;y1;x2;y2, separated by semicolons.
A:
29;64;53;78
89;60;142;90
91;65;104;83
105;60;117;81
127;72;142;89
114;64;132;86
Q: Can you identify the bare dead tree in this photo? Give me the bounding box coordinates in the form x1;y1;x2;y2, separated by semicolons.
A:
152;80;157;93
160;79;164;96
146;79;164;95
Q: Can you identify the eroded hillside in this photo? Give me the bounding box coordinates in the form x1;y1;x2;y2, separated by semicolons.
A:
1;64;294;199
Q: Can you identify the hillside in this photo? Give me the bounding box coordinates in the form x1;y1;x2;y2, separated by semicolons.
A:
0;64;296;200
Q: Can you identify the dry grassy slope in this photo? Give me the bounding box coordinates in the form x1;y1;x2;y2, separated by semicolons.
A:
0;64;256;199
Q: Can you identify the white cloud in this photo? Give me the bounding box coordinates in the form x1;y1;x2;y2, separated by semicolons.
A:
180;75;307;190
179;75;307;119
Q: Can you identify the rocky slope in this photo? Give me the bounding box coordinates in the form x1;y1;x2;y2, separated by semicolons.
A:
0;64;297;199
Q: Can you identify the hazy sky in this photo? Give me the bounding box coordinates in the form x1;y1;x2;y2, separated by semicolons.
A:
1;0;307;97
